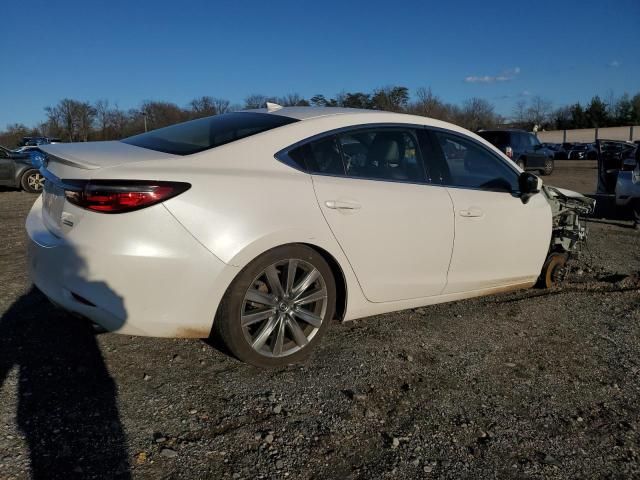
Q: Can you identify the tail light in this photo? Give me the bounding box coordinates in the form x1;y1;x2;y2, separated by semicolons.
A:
63;180;191;213
505;146;513;158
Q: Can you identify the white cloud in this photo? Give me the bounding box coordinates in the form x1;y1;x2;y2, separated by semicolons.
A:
608;60;621;68
465;67;521;84
496;90;532;100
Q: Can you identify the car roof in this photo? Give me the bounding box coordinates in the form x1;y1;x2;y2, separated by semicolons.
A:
229;106;521;162
237;106;476;138
242;106;385;121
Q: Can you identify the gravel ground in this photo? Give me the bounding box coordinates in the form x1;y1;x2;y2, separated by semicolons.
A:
1;163;639;480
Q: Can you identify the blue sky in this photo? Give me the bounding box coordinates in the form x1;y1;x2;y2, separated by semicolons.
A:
1;0;638;128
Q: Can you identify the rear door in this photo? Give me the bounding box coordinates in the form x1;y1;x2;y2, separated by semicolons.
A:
425;129;551;293
294;127;455;303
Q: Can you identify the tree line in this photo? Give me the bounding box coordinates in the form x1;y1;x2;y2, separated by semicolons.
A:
2;86;639;148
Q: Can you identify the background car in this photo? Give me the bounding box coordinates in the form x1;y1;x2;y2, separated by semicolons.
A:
566;143;591;160
0;145;44;193
18;136;62;147
615;156;639;207
596;140;638;194
28;107;591;367
477;129;554;175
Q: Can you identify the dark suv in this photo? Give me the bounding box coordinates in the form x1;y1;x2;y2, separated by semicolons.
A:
477;129;554;175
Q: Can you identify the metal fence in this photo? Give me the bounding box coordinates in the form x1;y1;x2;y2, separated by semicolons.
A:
537;126;640;143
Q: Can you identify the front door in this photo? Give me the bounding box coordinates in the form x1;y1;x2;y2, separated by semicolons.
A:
427;129;551;293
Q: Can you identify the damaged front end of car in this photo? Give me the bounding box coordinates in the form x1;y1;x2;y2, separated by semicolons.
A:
538;186;596;287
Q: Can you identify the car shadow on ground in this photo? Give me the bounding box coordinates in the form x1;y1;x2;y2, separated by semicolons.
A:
0;287;131;479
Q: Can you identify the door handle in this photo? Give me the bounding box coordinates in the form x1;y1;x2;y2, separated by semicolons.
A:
325;200;362;210
459;207;484;218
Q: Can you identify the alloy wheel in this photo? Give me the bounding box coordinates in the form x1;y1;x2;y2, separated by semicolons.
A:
27;172;44;192
241;258;328;358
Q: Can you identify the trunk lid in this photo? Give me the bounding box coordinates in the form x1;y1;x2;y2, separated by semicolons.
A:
38;141;177;236
40;141;178;178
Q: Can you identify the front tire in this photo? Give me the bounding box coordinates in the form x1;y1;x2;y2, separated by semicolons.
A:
21;169;44;193
214;244;336;368
537;252;568;288
540;158;554;176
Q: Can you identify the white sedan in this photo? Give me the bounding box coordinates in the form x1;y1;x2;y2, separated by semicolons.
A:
26;105;593;367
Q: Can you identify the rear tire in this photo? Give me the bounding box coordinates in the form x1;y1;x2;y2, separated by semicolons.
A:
213;244;336;368
21;169;44;193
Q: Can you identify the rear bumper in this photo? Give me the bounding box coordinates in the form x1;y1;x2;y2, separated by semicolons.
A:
26;196;239;337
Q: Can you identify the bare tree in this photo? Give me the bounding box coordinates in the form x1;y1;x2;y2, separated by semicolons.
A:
244;94;270;109
407;87;458;122
76;102;96;142
0;123;32;148
526;95;553;127
94;99;110;140
459;98;501;131
212;98;231;114
189;96;218;118
276;93;308;106
512;100;528;126
45;99;95;142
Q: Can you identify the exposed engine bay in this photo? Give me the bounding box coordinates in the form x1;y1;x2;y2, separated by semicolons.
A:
539;185;596;287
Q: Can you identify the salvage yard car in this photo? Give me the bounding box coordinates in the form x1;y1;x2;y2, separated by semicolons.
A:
476;129;554;176
0;145;45;193
26;106;594;367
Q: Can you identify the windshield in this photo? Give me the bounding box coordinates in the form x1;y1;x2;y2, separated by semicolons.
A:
122;112;299;155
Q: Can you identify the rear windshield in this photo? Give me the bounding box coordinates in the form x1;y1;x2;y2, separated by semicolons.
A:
477;131;510;147
122;112;299;155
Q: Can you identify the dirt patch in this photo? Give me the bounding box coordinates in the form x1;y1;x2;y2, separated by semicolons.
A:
0;166;639;479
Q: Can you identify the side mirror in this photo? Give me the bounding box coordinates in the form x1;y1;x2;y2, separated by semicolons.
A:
518;172;542;203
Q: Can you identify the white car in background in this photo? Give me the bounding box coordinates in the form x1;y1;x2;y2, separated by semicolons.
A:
26;106;593;367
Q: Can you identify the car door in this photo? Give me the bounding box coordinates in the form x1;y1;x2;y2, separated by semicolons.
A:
293;128;455;303
0;148;16;185
426;129;551;294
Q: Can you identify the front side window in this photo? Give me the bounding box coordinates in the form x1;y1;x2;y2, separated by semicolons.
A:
433;131;518;192
122;112;298;155
337;129;426;182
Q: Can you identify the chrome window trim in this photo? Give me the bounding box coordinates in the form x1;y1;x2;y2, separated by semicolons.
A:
274;122;522;195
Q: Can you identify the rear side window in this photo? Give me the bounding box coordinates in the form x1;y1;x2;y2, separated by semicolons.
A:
122;112;298;155
432;131;518;192
288;137;345;175
287;128;427;183
337;129;426;182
